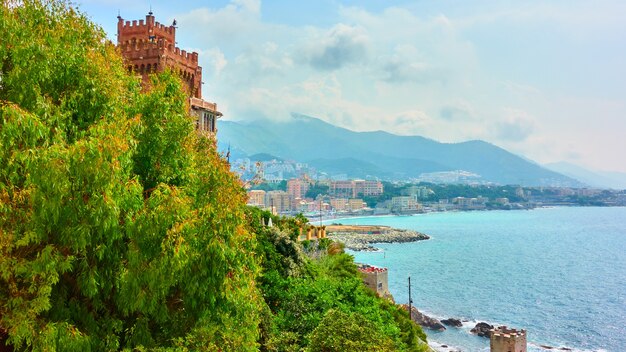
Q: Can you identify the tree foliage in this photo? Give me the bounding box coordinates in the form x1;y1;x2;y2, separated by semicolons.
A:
307;309;395;352
0;1;260;350
247;208;430;352
1;2;432;351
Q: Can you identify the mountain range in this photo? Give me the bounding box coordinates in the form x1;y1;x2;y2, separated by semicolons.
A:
217;114;582;187
544;162;626;189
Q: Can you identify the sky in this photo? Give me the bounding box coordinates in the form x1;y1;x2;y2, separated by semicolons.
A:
78;0;626;173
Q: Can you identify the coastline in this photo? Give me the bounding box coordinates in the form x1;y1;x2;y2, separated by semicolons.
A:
316;205;546;225
343;207;624;352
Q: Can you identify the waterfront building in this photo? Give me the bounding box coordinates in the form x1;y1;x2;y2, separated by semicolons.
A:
490;326;527;352
495;197;510;205
348;198;366;211
390;196;421;213
116;12;221;136
330;198;349;211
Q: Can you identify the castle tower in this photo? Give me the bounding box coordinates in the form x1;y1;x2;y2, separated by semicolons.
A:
116;12;221;135
490;326;527;352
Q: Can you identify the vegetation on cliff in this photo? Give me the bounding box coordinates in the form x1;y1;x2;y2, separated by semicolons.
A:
0;1;429;350
249;209;429;351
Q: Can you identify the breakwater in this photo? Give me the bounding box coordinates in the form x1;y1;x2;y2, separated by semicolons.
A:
326;225;430;251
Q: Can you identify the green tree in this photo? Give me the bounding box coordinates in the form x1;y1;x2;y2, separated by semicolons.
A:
0;1;260;350
307;309;396;352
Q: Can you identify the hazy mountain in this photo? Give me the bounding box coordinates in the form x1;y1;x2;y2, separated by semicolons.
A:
218;114;580;186
545;162;626;189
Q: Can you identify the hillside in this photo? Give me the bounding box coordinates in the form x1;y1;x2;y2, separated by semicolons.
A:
545;162;626;189
218;114;580;186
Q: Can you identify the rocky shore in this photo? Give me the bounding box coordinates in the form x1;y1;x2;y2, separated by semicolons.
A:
326;225;430;251
401;305;446;331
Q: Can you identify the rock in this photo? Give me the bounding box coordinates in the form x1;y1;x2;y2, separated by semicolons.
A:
470;322;494;337
327;228;430;251
401;305;446;331
441;318;463;327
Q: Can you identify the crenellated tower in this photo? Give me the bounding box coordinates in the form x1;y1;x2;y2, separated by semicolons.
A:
117;12;221;135
490;326;527;352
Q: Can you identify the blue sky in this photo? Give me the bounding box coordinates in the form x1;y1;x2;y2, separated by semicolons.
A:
78;0;626;173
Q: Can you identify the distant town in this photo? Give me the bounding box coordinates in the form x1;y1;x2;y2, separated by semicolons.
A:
235;156;626;217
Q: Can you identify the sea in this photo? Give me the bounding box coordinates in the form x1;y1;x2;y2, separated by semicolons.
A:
331;207;626;352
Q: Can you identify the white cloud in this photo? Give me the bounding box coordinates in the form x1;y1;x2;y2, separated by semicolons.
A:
492;109;536;142
164;0;626;172
203;48;227;76
303;24;369;71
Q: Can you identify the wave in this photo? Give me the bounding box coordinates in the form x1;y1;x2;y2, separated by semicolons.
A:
415;309;601;352
429;340;466;352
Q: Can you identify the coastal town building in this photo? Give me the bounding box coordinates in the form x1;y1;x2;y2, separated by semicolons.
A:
403;185;434;199
287;178;310;199
329;180;383;198
452;196;487;210
116;12;221;135
495;197;510;205
354;180;384;197
348;198;366;211
247;190;266;207
390;195;422;213
329;198;367;212
490;326;527;352
330;180;356;198
264;191;292;214
329;198;349;211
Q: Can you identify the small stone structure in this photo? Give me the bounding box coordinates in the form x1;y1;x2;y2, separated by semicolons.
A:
357;264;389;296
490;326;527;352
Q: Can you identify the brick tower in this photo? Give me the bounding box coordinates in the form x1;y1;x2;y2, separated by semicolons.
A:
490;326;527;352
116;11;221;135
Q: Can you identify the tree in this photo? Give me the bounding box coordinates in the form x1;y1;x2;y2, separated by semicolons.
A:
307;309;396;352
0;1;260;350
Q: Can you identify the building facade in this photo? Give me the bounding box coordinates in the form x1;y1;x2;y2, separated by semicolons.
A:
287;178;310;199
358;264;389;297
354;180;384;197
390;195;421;213
330;180;383;198
116;12;221;135
247;190;266;207
264;191;292;214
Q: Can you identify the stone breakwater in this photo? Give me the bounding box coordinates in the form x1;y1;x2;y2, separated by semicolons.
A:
326;225;430;251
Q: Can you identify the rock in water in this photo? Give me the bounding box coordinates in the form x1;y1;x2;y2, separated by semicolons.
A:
441;318;463;327
470;322;494;337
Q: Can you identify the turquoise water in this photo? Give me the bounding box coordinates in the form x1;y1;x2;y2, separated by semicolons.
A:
334;207;626;352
